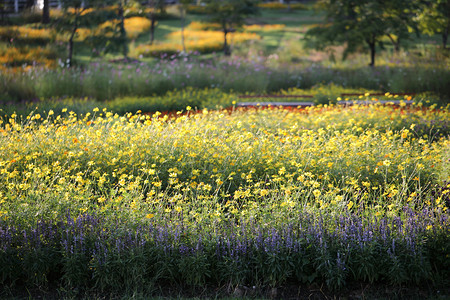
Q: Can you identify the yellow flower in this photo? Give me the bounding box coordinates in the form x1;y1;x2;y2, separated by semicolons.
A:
146;213;155;219
401;129;409;139
152;181;162;187
347;201;354;210
313;189;321;198
335;195;343;202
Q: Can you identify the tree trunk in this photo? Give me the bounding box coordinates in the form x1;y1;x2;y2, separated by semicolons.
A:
118;4;128;60
443;23;449;49
223;30;230;56
159;2;166;14
67;7;86;67
1;3;5;25
394;40;400;52
42;0;50;24
148;0;156;45
367;37;376;67
26;0;34;8
68;24;78;67
387;34;400;52
180;7;186;53
150;14;156;45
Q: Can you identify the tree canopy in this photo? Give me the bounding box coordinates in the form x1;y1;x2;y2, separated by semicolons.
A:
416;0;450;49
306;0;419;66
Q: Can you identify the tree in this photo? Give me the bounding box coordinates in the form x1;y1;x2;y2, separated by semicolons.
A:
306;0;418;66
204;0;259;56
93;0;134;61
285;0;292;12
146;0;166;45
179;0;193;53
116;0;129;59
0;1;7;24
383;0;420;52
42;0;50;24
26;0;35;9
59;0;133;64
57;0;101;67
417;0;450;49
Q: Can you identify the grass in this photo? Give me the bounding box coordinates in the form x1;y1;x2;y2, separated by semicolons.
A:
1;57;449;107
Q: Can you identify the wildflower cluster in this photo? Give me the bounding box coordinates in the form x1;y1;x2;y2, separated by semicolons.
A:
0;105;448;294
0;208;448;293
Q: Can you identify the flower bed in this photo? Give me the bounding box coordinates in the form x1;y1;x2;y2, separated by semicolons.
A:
0;105;449;296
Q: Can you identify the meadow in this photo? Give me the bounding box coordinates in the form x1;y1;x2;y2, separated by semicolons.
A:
0;2;449;299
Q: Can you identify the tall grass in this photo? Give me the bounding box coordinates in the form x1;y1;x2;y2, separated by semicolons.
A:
1;56;449;103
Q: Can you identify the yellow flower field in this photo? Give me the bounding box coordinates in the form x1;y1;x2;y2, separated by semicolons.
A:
0;105;448;226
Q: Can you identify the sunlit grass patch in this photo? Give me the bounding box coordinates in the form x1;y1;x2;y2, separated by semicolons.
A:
0;46;58;69
134;30;260;57
0;25;54;44
244;24;286;32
